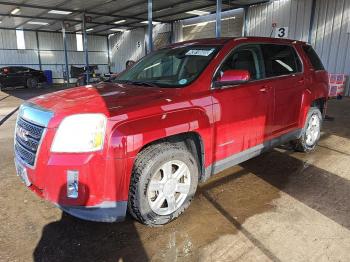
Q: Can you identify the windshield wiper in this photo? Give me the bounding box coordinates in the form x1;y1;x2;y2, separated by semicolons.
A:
129;81;159;87
113;79;159;87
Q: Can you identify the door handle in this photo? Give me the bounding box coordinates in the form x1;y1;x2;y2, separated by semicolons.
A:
260;86;271;93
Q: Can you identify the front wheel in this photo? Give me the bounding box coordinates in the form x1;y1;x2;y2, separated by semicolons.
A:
128;143;199;226
292;107;322;152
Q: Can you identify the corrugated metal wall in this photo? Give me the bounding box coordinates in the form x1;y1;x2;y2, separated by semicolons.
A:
0;30;38;70
0;29;109;83
182;9;244;40
109;28;146;73
183;17;243;40
247;0;312;41
38;32;109;82
247;0;350;95
311;0;350;95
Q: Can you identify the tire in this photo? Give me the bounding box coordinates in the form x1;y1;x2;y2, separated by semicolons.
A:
26;78;38;89
292;107;322;152
128;143;199;226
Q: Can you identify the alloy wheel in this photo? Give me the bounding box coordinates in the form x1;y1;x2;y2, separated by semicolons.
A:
147;160;191;215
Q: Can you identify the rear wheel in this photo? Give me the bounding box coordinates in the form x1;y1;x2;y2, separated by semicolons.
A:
128;143;199;226
292;107;322;152
26;78;38;88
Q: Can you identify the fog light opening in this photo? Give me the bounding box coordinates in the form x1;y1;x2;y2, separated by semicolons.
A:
67;170;79;199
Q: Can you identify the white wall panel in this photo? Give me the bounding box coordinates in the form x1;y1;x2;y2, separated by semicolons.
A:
311;0;350;95
87;35;108;51
109;28;146;73
247;0;312;41
38;32;64;50
183;9;244;40
0;30;17;49
23;31;37;50
0;50;38;65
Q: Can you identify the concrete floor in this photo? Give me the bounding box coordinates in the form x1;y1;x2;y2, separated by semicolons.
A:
1;87;350;262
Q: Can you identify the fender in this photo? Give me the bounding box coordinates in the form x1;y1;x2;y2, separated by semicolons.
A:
109;107;212;159
299;71;328;128
104;107;213;201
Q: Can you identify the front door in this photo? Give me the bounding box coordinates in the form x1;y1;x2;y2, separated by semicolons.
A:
211;44;273;164
4;67;23;87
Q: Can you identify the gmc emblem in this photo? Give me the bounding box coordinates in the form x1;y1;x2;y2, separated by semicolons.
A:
16;126;29;142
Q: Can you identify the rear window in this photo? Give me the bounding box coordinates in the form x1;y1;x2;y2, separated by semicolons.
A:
302;45;325;71
261;44;302;78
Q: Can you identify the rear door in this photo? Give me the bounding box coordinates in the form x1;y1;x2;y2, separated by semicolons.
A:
211;44;273;162
260;44;304;136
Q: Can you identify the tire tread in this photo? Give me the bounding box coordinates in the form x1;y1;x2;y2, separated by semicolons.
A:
128;142;197;226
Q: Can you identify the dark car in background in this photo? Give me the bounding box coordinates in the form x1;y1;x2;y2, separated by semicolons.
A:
0;66;46;90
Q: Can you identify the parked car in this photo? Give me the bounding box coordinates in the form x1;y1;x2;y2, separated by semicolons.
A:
14;37;328;225
0;66;46;90
71;65;106;86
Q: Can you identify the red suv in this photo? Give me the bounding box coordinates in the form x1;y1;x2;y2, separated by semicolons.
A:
14;37;328;225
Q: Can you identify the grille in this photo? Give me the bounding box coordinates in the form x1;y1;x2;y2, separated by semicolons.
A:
15;117;45;167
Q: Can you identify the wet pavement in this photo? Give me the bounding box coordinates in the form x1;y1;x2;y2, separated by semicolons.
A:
1;88;350;261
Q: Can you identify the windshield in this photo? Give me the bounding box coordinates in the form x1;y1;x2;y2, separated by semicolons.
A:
114;45;221;87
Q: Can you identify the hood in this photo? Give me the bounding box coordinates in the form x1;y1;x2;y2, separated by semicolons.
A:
30;82;177;125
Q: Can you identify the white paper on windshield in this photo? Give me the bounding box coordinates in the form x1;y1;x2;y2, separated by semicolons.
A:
185;49;215;56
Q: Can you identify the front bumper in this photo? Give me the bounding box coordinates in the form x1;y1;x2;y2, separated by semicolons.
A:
16;153;129;222
59;201;127;223
14;102;131;222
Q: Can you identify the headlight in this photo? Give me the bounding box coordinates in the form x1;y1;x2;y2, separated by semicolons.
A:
51;114;107;153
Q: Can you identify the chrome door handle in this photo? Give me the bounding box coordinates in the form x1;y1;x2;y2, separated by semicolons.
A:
260;85;272;93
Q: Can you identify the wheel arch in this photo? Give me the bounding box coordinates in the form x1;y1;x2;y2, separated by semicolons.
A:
134;131;205;182
300;89;327;127
311;97;327;116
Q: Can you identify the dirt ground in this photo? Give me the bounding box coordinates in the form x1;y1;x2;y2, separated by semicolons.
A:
1;87;350;262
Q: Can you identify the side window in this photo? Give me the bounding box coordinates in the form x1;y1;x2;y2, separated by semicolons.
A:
217;45;264;81
302;45;325;71
16;67;28;73
261;44;302;77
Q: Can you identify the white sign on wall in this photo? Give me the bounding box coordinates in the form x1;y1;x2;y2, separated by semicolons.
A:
275;27;289;39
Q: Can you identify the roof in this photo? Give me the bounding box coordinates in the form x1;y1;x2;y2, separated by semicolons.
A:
168;37;307;48
0;0;269;35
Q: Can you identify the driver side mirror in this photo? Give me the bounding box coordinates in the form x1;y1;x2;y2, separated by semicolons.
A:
214;69;250;88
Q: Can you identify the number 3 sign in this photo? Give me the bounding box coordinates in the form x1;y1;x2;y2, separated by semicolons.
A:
275;27;289;39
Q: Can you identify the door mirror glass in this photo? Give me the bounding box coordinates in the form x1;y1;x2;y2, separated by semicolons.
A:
214;69;250;87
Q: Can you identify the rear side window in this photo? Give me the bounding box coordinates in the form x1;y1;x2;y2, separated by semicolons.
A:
261;44;302;77
302;45;325;71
